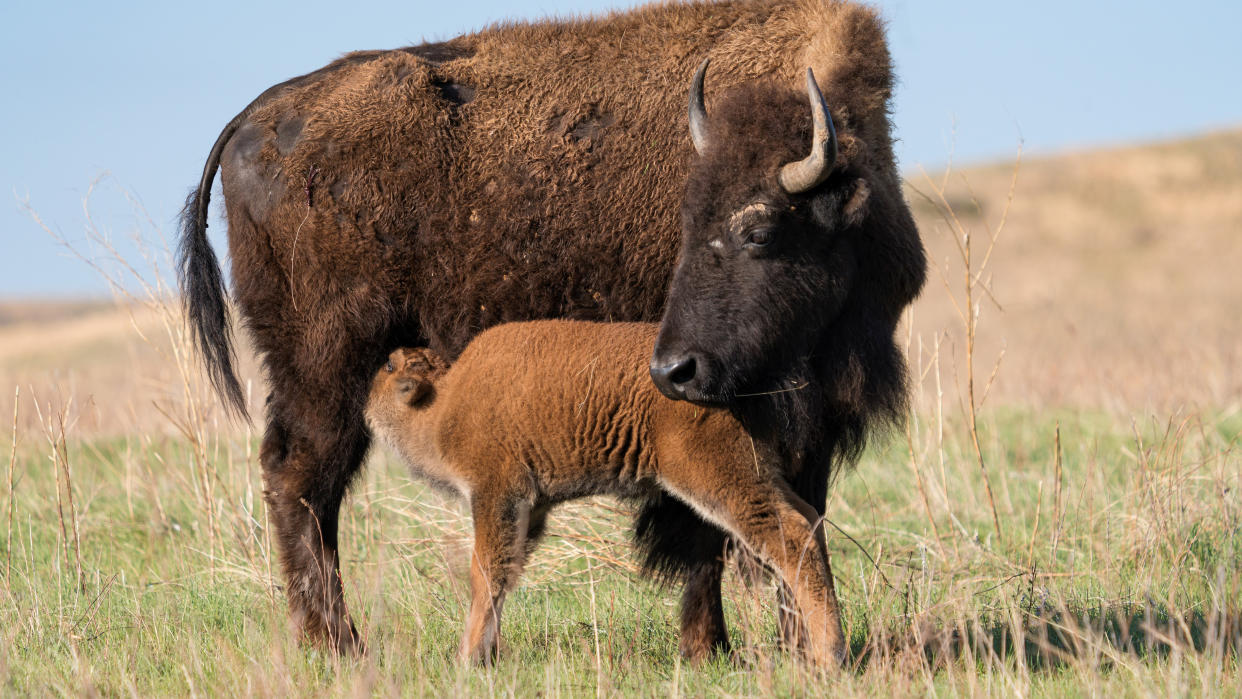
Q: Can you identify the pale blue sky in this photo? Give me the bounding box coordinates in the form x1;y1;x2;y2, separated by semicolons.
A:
2;1;1239;297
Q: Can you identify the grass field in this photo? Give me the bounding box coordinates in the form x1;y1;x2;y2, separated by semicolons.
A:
2;131;1239;695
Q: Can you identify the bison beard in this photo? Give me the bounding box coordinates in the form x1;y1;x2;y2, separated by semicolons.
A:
178;0;921;659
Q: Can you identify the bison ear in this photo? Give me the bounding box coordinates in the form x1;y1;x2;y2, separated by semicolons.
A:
842;178;870;227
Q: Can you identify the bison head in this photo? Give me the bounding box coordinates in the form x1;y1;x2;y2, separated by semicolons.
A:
651;61;915;408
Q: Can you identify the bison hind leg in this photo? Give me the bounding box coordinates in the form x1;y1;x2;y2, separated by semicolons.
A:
260;407;369;656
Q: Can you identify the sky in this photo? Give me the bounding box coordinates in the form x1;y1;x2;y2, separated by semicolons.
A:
2;0;1239;298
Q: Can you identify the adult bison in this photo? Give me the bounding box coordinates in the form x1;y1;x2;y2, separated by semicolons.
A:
179;0;924;658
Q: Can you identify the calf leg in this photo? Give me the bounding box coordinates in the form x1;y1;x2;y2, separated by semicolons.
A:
523;503;551;560
777;495;832;653
780;469;832;652
777;583;803;650
658;470;845;667
461;488;535;665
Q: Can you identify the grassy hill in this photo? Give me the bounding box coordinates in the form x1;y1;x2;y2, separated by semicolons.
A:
905;128;1242;410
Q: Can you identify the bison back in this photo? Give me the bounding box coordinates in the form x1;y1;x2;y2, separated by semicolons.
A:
218;0;898;359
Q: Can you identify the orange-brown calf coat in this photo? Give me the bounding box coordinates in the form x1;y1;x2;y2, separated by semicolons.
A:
366;321;845;665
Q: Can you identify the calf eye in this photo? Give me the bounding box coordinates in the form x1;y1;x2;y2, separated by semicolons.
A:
385;360;395;372
744;227;773;248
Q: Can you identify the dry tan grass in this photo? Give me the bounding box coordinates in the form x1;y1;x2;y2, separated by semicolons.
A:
0;303;265;436
907;128;1242;411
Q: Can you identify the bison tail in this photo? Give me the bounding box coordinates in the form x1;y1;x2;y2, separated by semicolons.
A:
177;124;249;421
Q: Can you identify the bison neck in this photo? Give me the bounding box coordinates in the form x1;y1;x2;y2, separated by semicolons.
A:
730;326;904;511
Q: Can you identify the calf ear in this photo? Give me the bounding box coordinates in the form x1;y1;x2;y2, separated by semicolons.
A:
395;376;418;397
394;377;433;406
843;178;870;227
405;378;435;406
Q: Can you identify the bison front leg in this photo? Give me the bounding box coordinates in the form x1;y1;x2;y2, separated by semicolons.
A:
635;498;732;662
261;402;369;655
678;532;731;663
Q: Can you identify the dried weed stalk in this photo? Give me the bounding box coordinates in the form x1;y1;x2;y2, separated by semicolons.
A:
911;144;1022;545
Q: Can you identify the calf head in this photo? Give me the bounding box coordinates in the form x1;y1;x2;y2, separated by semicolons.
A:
371;347;450;409
651;62;878;405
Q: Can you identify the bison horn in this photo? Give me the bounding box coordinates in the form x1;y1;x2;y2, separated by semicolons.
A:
778;68;838;194
688;58;711;155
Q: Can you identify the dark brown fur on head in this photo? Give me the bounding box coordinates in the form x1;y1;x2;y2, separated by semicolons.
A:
695;82;871;207
656;76;917;416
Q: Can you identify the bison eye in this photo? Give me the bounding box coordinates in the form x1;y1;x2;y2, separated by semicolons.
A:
744;226;773;248
385;360;395;373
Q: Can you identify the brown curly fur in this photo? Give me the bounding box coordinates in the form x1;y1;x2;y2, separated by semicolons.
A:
177;0;911;656
365;321;845;666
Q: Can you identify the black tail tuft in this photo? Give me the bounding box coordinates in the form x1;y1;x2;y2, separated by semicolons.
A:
174;62;367;423
178;186;249;421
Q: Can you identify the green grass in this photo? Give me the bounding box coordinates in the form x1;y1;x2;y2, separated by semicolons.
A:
1;408;1238;696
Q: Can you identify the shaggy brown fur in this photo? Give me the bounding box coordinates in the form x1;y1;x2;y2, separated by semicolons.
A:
178;0;912;655
365;321;845;666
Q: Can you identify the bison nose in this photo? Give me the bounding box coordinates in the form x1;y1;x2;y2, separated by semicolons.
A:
649;354;698;400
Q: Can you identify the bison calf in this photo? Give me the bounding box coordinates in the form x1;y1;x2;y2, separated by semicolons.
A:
365;320;846;666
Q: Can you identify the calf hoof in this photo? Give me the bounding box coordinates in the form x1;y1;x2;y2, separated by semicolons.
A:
779;617;847;668
801;634;847;670
459;637;500;667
